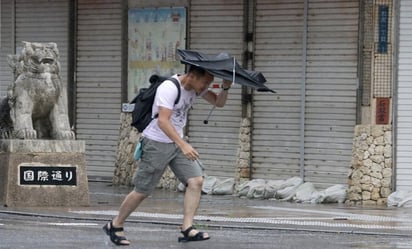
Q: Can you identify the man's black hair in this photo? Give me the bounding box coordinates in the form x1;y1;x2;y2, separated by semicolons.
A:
188;65;208;77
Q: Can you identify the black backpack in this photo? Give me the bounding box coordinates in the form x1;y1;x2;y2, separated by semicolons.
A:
130;75;181;132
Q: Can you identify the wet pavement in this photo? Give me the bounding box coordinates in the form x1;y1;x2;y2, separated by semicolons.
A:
1;181;412;237
2;212;412;249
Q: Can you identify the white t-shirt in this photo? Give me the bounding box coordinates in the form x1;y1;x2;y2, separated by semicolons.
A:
142;75;200;143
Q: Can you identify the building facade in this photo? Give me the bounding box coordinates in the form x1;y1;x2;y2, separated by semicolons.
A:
1;0;408;198
395;0;412;191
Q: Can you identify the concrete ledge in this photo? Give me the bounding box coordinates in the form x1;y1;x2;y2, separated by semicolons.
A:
0;139;85;153
0;139;89;207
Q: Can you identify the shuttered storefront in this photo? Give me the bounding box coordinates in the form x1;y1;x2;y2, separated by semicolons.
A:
0;0;13;96
76;0;122;179
187;0;244;178
0;0;69;95
15;0;70;85
304;0;358;186
395;0;412;191
253;0;359;188
253;0;304;181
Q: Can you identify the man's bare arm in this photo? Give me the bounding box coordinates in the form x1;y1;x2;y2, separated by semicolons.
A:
202;79;232;107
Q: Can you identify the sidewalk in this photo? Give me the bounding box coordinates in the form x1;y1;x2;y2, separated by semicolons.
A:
1;181;412;237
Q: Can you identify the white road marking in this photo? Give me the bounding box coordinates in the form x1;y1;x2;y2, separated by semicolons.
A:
47;222;99;226
249;206;412;223
71;210;412;231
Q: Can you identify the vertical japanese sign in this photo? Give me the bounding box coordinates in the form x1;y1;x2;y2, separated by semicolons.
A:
376;97;390;125
128;7;186;101
378;5;389;54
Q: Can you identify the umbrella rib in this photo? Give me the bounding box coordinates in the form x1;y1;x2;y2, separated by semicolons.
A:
232;57;236;85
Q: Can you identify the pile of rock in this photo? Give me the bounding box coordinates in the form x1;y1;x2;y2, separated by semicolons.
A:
346;125;392;205
113;113;139;186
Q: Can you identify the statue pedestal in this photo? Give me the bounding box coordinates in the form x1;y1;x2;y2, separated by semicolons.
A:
0;140;89;207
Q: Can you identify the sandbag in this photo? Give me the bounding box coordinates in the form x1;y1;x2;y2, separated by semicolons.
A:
387;190;412;207
322;184;347;203
202;176;218;194
294;182;318;203
398;197;412;207
235;181;249;197
177;182;186;192
276;177;303;201
236;179;266;198
247;183;266;199
309;191;326;204
264;180;285;199
212;178;235;195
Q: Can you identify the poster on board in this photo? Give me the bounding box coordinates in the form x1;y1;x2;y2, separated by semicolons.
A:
128;7;186;101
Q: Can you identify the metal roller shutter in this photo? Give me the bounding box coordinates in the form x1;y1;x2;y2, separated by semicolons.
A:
187;0;244;178
0;0;13;96
253;0;358;188
304;0;358;187
76;0;122;179
15;0;69;84
396;0;412;191
253;0;304;180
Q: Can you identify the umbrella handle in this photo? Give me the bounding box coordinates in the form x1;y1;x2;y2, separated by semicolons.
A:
203;105;216;124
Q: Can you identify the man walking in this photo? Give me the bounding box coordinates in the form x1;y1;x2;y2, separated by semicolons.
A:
103;65;232;246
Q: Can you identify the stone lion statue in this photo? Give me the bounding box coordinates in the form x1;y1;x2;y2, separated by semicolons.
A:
0;41;75;140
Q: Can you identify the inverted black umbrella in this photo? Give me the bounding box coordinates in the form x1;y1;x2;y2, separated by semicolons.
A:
176;49;275;93
176;49;275;124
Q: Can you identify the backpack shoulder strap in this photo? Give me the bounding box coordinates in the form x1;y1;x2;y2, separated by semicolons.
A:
168;77;181;105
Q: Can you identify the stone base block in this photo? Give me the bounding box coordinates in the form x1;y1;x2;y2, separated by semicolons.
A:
346;125;392;205
0;140;89;207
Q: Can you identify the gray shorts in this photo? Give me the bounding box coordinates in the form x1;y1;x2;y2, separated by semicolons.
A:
133;137;203;195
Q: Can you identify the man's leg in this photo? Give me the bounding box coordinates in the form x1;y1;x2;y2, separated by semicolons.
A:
168;148;209;240
113;190;147;228
104;191;147;245
104;138;172;245
113;137;170;227
182;176;209;239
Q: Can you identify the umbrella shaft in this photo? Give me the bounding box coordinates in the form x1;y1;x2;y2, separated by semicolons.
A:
203;105;216;124
205;58;234;125
232;57;236;83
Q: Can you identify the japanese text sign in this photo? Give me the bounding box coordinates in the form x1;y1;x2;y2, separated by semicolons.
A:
376;97;390;125
19;165;77;186
378;5;389;53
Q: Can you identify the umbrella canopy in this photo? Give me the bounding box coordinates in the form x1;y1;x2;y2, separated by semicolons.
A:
176;49;275;93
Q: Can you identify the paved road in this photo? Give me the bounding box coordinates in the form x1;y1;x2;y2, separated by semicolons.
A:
2;182;412;248
1;212;412;249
